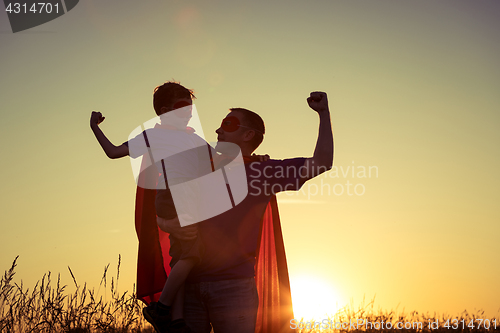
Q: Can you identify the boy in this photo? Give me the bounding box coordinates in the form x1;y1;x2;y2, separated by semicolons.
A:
90;81;204;333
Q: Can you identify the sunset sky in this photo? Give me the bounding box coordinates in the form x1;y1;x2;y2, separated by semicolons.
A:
1;0;499;320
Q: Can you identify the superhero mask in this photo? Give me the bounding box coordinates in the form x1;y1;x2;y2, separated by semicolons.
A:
220;116;264;133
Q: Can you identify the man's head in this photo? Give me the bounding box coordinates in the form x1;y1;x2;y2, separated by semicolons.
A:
215;108;265;155
153;81;196;116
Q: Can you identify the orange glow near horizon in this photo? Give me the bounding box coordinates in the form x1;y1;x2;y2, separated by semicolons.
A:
290;274;343;321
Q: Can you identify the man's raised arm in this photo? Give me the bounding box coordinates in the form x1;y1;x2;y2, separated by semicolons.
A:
300;91;334;182
90;111;129;159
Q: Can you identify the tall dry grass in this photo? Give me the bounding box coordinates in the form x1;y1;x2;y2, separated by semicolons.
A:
1;256;499;332
293;297;500;332
0;255;152;333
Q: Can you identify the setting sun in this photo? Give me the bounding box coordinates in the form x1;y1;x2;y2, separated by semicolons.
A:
290;275;343;321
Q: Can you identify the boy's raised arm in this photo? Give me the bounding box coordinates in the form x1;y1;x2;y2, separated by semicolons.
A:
90;111;129;159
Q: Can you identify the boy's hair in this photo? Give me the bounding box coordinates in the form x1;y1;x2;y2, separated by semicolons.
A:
230;108;265;151
153;81;196;116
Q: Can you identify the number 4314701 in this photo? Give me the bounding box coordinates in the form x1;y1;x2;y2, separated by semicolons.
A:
444;319;497;330
5;3;60;14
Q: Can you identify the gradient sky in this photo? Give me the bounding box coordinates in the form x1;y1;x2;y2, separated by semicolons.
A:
1;0;499;320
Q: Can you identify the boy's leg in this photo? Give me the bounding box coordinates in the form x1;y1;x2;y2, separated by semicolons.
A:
143;258;197;333
160;258;197;306
142;302;171;333
171;283;184;320
167;284;195;333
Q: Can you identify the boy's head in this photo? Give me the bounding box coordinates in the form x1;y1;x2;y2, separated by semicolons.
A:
216;108;265;154
153;81;196;116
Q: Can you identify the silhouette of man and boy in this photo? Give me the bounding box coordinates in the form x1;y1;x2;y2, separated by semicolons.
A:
90;81;333;333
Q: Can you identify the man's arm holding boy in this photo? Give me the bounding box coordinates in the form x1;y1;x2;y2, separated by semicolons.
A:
90;111;129;159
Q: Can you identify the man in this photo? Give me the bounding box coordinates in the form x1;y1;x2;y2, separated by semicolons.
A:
91;81;282;333
157;91;333;333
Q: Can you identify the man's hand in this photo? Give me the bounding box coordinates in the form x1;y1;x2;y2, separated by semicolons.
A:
251;153;270;162
307;91;329;113
156;216;198;241
90;111;105;127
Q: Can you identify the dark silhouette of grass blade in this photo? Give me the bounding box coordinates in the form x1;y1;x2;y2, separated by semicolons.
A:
1;256;153;333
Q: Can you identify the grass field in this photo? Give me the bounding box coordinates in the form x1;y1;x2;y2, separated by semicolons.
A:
0;256;152;333
292;299;500;333
1;257;499;333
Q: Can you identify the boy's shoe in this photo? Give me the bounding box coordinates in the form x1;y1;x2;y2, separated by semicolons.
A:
168;319;193;333
142;302;171;333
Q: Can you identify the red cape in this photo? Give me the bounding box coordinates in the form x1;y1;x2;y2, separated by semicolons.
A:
134;161;294;333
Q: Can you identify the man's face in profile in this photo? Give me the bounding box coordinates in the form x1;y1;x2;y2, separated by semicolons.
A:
215;111;248;152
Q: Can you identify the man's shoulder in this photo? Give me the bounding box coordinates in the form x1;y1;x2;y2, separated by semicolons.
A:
247;157;307;178
248;157;307;167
